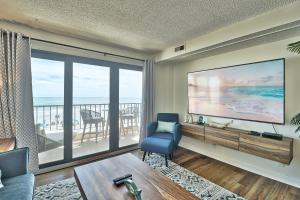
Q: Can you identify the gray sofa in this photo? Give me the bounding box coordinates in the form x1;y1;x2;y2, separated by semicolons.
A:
0;147;35;200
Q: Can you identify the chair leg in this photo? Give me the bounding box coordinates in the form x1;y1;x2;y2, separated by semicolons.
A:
120;117;125;136
95;123;98;143
101;121;105;138
81;124;86;144
142;151;146;161
131;118;134;135
165;154;168;167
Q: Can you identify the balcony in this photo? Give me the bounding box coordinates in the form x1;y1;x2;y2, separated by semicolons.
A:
34;103;141;165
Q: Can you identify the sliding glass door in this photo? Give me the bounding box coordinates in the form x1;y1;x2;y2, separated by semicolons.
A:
72;63;110;158
31;57;65;165
31;50;143;167
119;69;142;147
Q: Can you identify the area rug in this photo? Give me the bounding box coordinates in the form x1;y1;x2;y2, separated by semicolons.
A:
34;154;245;200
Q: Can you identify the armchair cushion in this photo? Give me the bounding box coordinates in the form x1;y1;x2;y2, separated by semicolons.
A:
151;132;173;141
0;148;29;179
141;137;173;155
156;121;176;133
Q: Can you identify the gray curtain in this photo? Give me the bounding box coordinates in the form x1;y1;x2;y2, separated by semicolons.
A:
139;59;155;144
0;30;38;173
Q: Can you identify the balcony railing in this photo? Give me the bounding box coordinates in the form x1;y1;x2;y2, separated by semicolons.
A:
33;103;141;132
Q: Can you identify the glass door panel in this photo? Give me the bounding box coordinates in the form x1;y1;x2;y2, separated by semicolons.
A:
119;69;142;147
72;63;110;158
31;58;65;165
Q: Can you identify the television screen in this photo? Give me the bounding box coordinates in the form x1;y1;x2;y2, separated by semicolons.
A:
188;59;285;124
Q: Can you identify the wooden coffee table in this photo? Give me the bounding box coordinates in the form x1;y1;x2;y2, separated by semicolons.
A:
74;153;199;200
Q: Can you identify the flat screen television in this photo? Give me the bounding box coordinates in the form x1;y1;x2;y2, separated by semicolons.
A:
188;59;285;124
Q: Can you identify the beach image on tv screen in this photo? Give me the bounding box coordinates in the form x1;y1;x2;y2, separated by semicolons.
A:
188;59;284;124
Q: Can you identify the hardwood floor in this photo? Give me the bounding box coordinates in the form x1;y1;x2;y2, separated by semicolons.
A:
36;147;300;199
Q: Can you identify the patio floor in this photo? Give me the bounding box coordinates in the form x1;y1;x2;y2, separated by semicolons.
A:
38;130;140;165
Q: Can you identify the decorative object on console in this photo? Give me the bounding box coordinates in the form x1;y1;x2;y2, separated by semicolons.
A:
197;115;205;125
208;120;233;129
189;114;194;123
124;179;142;200
184;114;191;123
184;113;194;123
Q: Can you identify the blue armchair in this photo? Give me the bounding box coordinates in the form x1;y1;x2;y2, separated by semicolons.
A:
141;113;181;166
0;147;35;200
147;113;181;148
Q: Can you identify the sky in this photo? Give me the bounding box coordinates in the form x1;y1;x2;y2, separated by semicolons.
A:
188;59;284;87
31;58;142;99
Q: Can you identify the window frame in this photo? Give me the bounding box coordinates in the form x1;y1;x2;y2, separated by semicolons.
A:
31;49;142;168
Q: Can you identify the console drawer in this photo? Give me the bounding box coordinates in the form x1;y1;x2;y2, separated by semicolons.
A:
239;133;293;164
181;123;205;141
205;126;239;150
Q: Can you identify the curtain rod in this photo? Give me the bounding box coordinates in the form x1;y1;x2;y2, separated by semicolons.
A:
1;31;145;62
31;38;145;62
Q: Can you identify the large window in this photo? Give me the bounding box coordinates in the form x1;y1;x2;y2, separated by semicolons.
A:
119;69;142;147
72;63;110;158
32;58;65;165
31;50;143;167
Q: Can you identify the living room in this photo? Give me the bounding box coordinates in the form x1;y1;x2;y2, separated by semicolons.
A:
0;1;300;200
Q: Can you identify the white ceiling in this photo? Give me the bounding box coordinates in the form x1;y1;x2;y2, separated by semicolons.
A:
0;0;298;53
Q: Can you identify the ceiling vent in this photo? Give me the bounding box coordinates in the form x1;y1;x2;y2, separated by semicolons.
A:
174;45;185;52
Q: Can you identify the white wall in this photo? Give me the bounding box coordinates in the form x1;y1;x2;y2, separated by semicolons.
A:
154;36;300;187
155;1;300;62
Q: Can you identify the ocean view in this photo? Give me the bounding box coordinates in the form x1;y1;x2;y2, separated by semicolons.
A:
33;97;142;130
226;86;284;99
33;97;142;106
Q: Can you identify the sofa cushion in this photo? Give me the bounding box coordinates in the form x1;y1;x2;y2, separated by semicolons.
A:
141;137;173;155
0;173;35;200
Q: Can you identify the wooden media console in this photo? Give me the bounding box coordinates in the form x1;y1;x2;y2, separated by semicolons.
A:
181;123;293;164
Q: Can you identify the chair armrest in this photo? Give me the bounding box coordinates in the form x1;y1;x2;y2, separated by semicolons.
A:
147;122;158;137
173;123;181;146
0;147;29;179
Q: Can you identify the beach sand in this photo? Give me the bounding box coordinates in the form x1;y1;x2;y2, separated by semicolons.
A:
189;99;283;123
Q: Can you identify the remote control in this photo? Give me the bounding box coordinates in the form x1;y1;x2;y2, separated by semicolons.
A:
113;174;132;185
115;177;132;186
249;131;261;136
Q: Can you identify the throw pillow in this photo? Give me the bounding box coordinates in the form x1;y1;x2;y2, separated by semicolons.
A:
156;121;176;133
0;169;4;189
